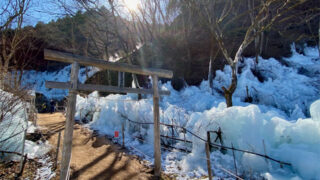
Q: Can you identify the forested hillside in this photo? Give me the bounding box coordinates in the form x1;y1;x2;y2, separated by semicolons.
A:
2;0;319;86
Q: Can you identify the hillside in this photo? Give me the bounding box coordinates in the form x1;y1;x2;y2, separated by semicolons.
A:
5;1;319;86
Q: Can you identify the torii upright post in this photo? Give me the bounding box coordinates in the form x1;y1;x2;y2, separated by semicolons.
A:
152;75;161;178
60;62;79;180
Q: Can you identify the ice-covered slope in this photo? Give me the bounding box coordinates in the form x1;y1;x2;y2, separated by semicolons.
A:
21;65;98;100
74;46;319;179
0;90;50;161
213;45;320;119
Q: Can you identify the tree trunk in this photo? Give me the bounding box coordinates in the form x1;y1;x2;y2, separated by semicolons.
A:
102;48;112;85
208;55;213;90
222;64;238;107
182;10;192;79
259;31;264;58
224;90;233;107
18;68;23;87
208;36;214;91
0;71;4;89
0;68;9;89
118;72;124;87
14;70;19;88
127;56;140;89
318;19;320;57
254;29;259;64
84;37;89;80
107;71;112;85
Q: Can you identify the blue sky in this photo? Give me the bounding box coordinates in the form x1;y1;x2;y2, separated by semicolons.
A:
24;0;77;26
1;0;157;27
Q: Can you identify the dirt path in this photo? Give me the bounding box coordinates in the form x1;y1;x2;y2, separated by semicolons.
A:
37;113;153;180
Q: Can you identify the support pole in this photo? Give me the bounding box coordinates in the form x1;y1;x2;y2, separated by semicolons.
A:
54;131;62;170
171;119;174;146
122;122;125;148
60;62;79;180
231;143;238;177
205;142;213;180
17;103;28;178
152;75;161;178
207;131;211;152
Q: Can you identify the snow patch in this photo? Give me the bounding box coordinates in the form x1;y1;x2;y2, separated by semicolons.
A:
21;65;98;100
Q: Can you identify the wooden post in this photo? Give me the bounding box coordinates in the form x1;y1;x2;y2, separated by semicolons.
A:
18;104;28;177
171;119;174;146
262;139;270;171
32;97;37;126
152;75;161;178
60;62;79;180
207;131;211;152
122;122;125;148
262;140;268;163
231;143;238;176
205;142;213;180
16;154;27;178
17;126;27;178
54;131;62;170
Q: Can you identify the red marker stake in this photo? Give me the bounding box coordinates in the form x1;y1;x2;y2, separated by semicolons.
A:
114;131;119;138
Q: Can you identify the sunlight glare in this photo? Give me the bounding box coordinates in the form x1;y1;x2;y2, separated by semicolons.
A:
123;0;140;11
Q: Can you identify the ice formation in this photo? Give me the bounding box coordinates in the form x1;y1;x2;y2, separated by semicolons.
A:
73;46;320;179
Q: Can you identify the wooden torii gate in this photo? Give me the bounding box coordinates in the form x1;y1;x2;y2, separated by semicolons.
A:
44;49;173;180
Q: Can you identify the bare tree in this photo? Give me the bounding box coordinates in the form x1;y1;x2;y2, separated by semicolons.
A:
248;0;264;64
272;0;320;56
189;0;313;107
0;0;31;89
58;0;143;88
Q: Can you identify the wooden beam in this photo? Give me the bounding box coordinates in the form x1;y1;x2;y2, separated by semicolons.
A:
44;49;173;79
45;81;171;96
46;81;71;89
60;62;79;180
152;75;161;178
205;142;213;180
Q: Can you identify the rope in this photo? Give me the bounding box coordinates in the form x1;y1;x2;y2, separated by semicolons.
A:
120;114;154;125
196;154;244;180
128;145;152;159
76;97;291;167
128;133;243;179
218;166;244;180
208;143;291;166
119;113;291;166
122;135;153;160
93;116;250;180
